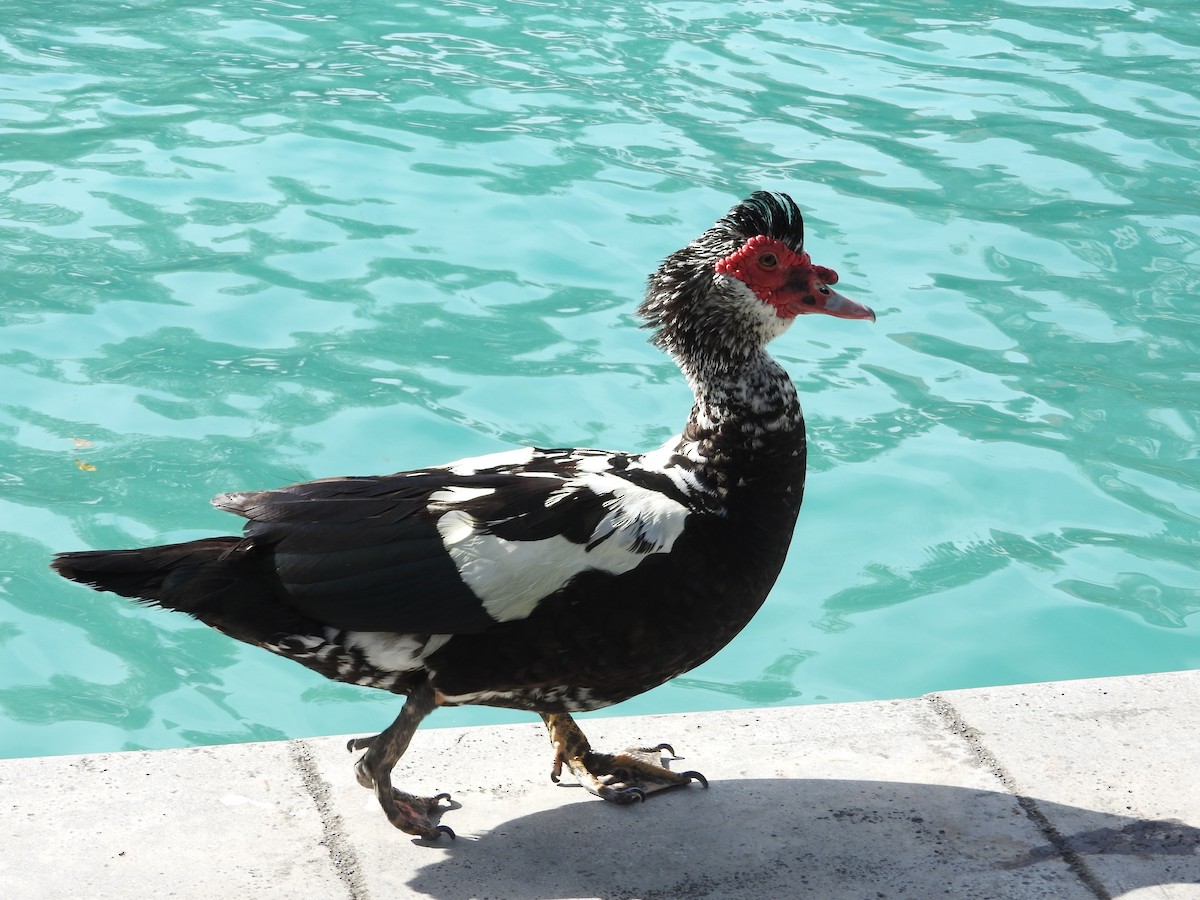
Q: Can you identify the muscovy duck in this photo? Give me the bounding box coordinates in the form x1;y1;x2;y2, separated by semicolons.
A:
52;192;874;840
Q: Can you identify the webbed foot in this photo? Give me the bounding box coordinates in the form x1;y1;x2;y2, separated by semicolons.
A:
350;744;455;839
347;682;455;840
541;714;708;804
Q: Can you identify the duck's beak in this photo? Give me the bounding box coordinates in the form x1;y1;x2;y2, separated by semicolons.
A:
812;287;876;322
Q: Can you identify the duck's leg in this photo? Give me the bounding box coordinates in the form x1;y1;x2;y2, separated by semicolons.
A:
346;679;454;839
540;712;708;804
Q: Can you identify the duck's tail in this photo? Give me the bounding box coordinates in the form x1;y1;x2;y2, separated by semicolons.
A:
52;538;243;606
51;538;305;644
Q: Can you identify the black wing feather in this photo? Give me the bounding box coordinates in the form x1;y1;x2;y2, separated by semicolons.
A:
217;475;495;634
212;466;628;635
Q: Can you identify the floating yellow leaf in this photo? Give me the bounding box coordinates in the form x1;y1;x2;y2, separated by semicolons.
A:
75;460;97;472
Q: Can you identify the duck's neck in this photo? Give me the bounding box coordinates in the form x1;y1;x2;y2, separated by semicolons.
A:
672;349;806;495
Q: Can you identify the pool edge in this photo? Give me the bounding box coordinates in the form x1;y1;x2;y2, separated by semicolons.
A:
2;669;1197;898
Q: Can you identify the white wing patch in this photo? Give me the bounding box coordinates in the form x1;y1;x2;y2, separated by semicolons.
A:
428;486;495;506
436;509;478;545
434;473;690;623
634;436;721;504
575;473;687;553
573;453;617;474
443;446;537;476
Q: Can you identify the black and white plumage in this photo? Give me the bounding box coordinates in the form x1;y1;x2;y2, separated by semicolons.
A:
52;192;875;839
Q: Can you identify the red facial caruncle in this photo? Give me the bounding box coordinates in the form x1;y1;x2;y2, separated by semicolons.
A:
715;234;873;322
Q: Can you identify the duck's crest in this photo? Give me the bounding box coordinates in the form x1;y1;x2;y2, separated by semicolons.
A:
718;191;805;252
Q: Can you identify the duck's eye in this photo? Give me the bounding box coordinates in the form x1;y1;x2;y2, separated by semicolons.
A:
818;285;831;295
757;252;778;269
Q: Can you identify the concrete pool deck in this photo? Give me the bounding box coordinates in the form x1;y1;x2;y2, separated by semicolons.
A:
1;670;1197;899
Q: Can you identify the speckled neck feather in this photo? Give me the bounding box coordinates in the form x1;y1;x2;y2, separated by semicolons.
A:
638;192;809;480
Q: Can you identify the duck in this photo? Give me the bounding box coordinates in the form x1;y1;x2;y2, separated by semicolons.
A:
51;191;875;839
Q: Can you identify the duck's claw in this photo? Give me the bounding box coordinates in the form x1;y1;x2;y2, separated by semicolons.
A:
541;713;708;804
581;746;707;801
349;694;456;841
352;749;456;839
347;734;375;752
384;788;455;840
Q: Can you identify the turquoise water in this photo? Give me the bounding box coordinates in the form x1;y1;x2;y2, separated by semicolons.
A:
2;1;1198;760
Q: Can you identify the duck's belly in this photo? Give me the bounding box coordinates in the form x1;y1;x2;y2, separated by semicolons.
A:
422;548;782;713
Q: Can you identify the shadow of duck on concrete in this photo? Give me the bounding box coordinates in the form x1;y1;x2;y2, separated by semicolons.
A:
396;777;1200;900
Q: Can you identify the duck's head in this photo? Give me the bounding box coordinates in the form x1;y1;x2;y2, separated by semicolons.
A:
639;192;874;370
